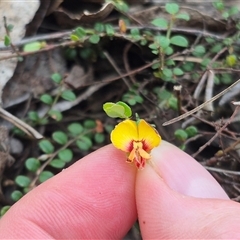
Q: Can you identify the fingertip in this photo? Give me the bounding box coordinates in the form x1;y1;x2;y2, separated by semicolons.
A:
151;141;228;199
0;145;137;239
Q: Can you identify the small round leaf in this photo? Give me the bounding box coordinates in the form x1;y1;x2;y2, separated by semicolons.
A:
89;34;100;44
48;110;63;121
83;120;96;129
94;133;105;144
67;123;84;135
58;149;73;163
151;18;168;28
39;171;54;183
170;36;188;47
51;73;62;83
25;158;41;172
40;94;53;105
11;190;23;202
15;175;31;188
76;136;92;151
165;3;179;15
39;139;54;154
49;159;66;169
174;129;188;141
61;90;76;101
0;206;11;216
52;131;68;145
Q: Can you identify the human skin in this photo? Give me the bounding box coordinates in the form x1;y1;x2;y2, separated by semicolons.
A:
0;141;240;239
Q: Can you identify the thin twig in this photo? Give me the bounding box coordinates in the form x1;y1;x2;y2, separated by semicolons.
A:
192;106;240;158
0;108;43;139
163;78;240;126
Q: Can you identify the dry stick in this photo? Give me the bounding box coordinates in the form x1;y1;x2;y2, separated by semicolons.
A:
203;166;240;176
162;78;240;126
0;108;43;139
103;51;131;89
192;105;240;158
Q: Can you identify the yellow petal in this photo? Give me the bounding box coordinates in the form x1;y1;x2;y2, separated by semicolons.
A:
111;119;138;152
138;119;161;151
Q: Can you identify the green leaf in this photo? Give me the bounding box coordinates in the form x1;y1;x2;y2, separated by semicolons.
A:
212;1;224;11
89;34;100;44
170;36;188;47
151;62;161;70
40;94;53;105
185;126;198;137
75;27;86;38
182;62;194;71
155;36;170;49
70;34;79;41
67;123;84;135
61;90;76;101
149;43;158;50
164;46;173;55
165;3;179;15
94;23;105;32
222;11;229;19
64;48;77;60
51;73;62;83
0;206;10;216
226;54;237;67
23;41;42;52
210;43;223;53
151;50;159;55
52;131;68;145
94;133;105;143
49;159;66;169
105;24;115;35
83;120;96;129
162;68;173;78
39;171;54;183
168;96;178;110
103;101;132;119
76;136;92;151
175;13;190;21
228;6;239;16
58;149;73;163
48;110;63;121
4;35;11;46
193;45;206;57
220;73;233;84
174;129;188;141
25;158;41;172
165;59;175;66
11;190;23;202
15;175;31;188
130;28;141;40
151;18;168;28
28;111;39;121
173;67;184;76
39;139;54;154
7;24;14;32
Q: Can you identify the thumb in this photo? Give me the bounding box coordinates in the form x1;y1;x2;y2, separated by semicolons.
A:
136;141;240;239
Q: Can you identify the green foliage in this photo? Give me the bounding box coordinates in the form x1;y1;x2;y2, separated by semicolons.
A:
4;35;11;46
39;171;54;183
61;90;76;101
76;136;93;151
89;34;100;44
40;94;53;105
58;149;73;163
11;190;23;202
151;18;168;28
52;131;68;145
165;3;179;15
15;175;31;188
103;101;132;118
170;36;188;47
39;139;54;154
49;159;66;169
51;73;62;84
25;158;41;172
174;129;188;141
68;123;84;135
0;206;10;216
23;41;44;52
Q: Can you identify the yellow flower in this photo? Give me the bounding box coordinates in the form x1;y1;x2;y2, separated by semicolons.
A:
111;119;161;169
